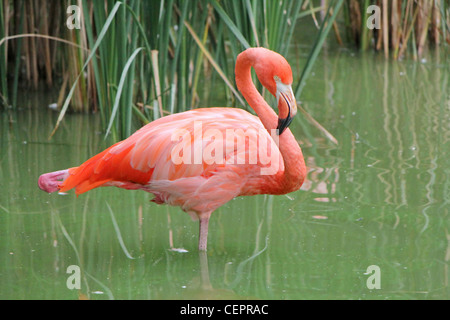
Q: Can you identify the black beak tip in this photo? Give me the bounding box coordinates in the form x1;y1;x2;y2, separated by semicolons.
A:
277;116;293;135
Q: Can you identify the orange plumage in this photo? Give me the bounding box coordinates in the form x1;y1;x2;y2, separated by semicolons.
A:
38;48;307;251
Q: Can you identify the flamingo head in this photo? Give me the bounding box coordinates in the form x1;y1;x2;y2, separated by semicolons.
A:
250;48;298;135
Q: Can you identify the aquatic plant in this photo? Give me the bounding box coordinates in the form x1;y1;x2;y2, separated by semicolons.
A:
343;0;449;59
1;0;446;140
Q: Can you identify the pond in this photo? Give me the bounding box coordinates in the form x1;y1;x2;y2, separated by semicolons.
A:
0;46;448;300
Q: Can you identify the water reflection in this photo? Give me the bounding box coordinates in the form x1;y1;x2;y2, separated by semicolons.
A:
301;156;339;203
173;252;247;300
1;47;448;299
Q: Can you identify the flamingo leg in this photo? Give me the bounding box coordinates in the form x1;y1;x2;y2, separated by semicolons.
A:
198;215;210;251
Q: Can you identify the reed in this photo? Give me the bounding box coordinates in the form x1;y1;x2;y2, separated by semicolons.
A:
2;0;445;140
0;0;321;139
343;0;449;59
0;0;7;106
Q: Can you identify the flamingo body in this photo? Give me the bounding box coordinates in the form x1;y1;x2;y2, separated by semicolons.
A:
38;48;307;250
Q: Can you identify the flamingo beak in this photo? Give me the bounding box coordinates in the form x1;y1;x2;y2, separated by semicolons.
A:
276;83;297;135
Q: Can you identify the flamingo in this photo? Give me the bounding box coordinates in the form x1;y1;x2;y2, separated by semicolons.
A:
38;47;307;251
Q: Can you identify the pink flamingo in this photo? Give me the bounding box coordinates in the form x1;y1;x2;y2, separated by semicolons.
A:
38;48;307;251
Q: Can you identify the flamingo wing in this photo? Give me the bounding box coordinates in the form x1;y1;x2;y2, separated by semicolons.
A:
59;107;283;214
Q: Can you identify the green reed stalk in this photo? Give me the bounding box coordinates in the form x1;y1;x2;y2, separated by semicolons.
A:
2;0;353;144
0;0;7;106
11;1;25;108
295;0;344;98
51;1;123;138
344;0;448;59
360;0;370;51
105;47;144;137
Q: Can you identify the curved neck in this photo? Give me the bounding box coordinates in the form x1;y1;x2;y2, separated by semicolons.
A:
235;52;306;193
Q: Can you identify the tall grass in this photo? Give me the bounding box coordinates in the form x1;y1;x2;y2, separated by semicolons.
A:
343;0;449;59
0;0;318;140
0;0;7;106
1;0;446;141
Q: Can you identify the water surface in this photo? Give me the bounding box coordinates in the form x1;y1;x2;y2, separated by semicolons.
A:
0;47;448;300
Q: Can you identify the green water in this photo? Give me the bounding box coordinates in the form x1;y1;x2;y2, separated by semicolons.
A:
1;47;448;300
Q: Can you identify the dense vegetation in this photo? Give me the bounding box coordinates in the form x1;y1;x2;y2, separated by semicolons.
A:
0;0;448;140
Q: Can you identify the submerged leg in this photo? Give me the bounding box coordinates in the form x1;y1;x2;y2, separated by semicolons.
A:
198;214;211;251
